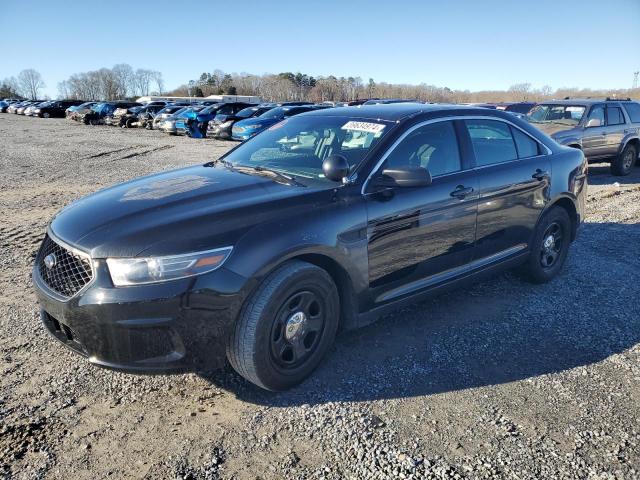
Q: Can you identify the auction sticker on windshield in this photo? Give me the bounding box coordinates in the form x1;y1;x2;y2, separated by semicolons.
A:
341;121;386;134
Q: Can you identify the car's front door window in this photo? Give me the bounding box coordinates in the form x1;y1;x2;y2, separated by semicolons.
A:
382;121;461;177
586;105;605;127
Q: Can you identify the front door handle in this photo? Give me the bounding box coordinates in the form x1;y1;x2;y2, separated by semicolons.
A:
450;185;474;199
532;169;550;181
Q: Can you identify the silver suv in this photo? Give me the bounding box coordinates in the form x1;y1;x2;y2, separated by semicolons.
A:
528;98;640;175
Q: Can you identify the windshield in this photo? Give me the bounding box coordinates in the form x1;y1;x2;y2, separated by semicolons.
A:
528;104;585;125
237;106;266;118
223;116;392;184
258;106;289;120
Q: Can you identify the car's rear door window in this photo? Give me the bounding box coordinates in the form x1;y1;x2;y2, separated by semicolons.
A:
606;107;624;126
465;119;518;166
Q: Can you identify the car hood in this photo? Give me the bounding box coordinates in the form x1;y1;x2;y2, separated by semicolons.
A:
50;164;324;258
235;117;278;129
528;121;576;137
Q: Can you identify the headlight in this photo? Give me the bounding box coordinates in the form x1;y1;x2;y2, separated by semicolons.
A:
106;247;232;286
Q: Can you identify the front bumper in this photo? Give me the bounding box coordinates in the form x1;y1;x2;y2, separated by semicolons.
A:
33;256;249;373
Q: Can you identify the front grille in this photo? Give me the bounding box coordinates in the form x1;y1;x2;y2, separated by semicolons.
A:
37;234;94;298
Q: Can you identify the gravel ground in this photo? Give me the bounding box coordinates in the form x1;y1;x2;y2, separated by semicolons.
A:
1;114;639;480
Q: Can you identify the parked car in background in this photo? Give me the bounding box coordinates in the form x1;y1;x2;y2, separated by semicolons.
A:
231;104;329;141
363;98;417;105
495;102;537;114
151;105;187;130
104;105;144;127
66;101;96;119
208;104;275;139
17;101;45;115
158;106;205;135
26;101;53;116
80;101;141;125
7;100;33;114
134;104;168;129
33;100;85;118
0;100;10;112
32;103;586;390
528;98;640;175
176;102;253;137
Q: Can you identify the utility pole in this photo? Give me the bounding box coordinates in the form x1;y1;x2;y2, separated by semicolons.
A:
634;71;639;90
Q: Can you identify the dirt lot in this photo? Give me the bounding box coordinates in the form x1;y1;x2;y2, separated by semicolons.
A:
1;113;639;480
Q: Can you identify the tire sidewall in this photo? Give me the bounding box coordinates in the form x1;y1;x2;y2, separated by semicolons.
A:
239;264;339;391
613;144;636;176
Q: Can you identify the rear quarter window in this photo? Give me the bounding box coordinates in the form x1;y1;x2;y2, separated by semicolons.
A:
622;102;640;123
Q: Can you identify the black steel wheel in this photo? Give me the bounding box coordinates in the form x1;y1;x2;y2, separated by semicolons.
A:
523;206;571;283
269;290;326;370
539;222;564;270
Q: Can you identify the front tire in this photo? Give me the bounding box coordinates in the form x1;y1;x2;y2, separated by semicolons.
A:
227;260;339;391
523;207;571;283
611;143;636;176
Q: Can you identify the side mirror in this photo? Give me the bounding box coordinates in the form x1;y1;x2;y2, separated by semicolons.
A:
374;167;432;188
322;154;350;182
586;118;601;128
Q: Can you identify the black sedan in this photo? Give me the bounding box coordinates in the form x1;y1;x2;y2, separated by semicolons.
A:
33;104;587;390
33;100;85;118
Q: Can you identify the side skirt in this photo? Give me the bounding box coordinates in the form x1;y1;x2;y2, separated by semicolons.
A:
355;250;529;329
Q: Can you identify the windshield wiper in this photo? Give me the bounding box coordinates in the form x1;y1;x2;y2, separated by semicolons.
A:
236;165;306;187
206;159;306;186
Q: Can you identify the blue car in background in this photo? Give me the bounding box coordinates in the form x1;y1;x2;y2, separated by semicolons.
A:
176;102;253;138
231;104;327;141
158;105;205;135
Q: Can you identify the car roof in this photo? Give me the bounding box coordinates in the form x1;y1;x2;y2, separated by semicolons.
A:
304;102;472;121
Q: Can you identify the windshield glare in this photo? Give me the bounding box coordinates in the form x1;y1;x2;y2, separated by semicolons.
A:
528;104;585;125
223;116;391;183
258;106;290;120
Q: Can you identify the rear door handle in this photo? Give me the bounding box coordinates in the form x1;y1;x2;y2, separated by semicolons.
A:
532;169;550;181
450;185;474;199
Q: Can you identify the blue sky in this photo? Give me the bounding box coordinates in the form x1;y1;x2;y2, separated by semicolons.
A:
1;0;639;98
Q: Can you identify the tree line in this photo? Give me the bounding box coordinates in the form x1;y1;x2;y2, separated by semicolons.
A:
0;69;46;100
169;71;640;104
57;64;164;101
2;66;639;104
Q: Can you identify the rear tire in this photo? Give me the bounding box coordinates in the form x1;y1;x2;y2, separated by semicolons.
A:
227;260;339;391
522;207;571;284
611;143;636;176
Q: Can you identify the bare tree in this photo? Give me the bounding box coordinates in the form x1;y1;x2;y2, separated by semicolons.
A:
18;69;45;99
508;82;532;101
152;71;164;95
112;63;135;98
134;69;154;96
